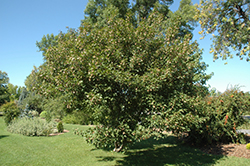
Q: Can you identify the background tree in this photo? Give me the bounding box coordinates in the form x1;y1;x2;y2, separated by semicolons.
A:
196;0;250;61
167;0;198;38
132;0;173;22
7;83;23;102
83;0;130;28
83;0;174;28
0;70;10;106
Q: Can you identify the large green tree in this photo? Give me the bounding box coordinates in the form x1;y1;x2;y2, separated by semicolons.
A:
0;71;10;106
34;10;211;151
196;0;250;61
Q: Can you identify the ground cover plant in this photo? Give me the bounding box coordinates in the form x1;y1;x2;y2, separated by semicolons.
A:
1;117;250;166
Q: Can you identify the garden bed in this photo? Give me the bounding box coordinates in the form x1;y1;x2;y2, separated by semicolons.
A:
199;135;250;159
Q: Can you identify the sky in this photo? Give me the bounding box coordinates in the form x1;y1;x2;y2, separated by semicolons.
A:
0;0;249;93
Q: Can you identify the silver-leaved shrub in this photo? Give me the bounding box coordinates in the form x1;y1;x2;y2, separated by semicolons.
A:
7;117;56;136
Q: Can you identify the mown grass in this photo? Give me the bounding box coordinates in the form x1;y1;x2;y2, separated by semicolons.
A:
0;117;250;166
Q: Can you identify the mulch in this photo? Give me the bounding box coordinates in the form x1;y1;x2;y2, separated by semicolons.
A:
198;135;250;159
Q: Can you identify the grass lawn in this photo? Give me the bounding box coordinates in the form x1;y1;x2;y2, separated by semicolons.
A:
0;117;250;166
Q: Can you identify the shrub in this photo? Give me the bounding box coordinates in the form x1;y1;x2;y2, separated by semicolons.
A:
186;88;247;145
57;122;64;133
7;117;55;136
246;143;250;150
0;101;20;125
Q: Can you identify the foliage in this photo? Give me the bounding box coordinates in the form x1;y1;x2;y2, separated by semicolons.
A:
19;104;39;119
24;66;40;92
83;0;174;28
0;70;10;106
57;121;64;133
0;101;20;125
62;110;94;125
18;92;45;114
246;143;250;150
40;111;48;119
40;110;52;122
36;34;59;57
195;0;250;62
167;0;198;38
17;87;29;106
237;119;250;130
7;83;23;102
242;92;250;115
83;0;130;27
42;95;66;120
185;87;248;145
7;117;55;136
131;0;173;22
34;9;212;152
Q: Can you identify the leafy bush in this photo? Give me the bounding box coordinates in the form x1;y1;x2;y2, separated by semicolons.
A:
7;117;55;136
57;122;64;133
0;101;20;125
186;88;248;144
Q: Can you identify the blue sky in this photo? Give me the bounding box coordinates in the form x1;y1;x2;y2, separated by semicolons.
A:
0;0;249;93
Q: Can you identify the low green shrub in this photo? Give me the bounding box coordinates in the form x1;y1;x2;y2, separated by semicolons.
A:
57;122;64;133
0;101;20;125
7;117;56;136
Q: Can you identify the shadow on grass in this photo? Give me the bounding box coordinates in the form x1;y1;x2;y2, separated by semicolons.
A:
0;135;9;139
97;136;225;166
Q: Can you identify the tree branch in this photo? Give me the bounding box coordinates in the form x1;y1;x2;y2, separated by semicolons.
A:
235;5;249;23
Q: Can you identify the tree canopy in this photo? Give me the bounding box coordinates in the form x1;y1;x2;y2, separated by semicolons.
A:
34;8;212;151
196;0;250;62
